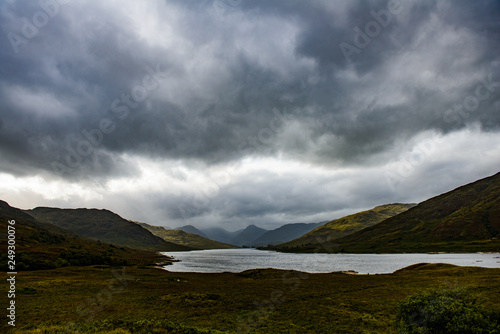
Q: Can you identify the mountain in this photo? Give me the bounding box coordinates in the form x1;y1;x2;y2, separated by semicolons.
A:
0;201;166;270
251;221;327;247
231;224;269;247
176;225;207;238
327;171;500;253
1;200;74;236
138;222;237;249
201;227;241;244
201;225;268;247
26;207;191;252
271;203;416;252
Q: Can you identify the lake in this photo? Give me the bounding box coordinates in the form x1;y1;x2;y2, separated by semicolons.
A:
161;248;500;274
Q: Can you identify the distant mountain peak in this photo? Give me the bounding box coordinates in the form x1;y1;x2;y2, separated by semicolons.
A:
242;224;264;231
138;222;237;250
176;225;207;238
251;221;328;247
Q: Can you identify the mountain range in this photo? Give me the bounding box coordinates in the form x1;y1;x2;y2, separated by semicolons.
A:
271;171;500;253
200;227;238;244
251;221;327;247
2;170;499;269
26;207;190;252
179;222;326;247
174;225;267;247
230;224;269;246
176;225;208;238
138;222;236;250
0;201;165;270
325;171;500;253
272;203;416;252
157;224;269;247
183;224;269;247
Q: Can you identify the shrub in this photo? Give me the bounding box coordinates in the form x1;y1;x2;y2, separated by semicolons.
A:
395;288;500;333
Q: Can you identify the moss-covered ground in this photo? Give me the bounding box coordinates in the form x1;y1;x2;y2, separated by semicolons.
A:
3;263;500;333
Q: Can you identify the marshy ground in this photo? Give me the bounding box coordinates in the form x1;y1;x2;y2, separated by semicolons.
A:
5;263;500;333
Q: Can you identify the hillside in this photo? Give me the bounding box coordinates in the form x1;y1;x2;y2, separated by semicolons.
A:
26;207;191;252
272;203;416;252
176;225;207;238
201;227;241;244
0;201;169;270
230;224;269;246
138;222;237;249
320;171;500;253
251;221;327;247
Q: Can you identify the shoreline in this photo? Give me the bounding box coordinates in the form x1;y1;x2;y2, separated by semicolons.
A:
163;248;500;255
155;261;500;276
159;250;500;274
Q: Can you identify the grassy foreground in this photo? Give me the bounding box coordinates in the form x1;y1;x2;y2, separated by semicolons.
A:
4;263;500;333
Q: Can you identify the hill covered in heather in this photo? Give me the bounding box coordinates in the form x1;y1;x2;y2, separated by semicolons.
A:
326;171;500;253
271;203;415;252
26;207;191;252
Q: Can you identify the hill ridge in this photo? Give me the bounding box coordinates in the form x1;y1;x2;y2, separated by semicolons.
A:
0;200;168;269
138;222;238;250
272;203;416;252
26;207;191;252
318;171;500;253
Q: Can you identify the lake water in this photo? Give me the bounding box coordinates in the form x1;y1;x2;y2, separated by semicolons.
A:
161;248;500;274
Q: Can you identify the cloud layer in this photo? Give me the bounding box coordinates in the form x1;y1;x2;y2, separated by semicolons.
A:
1;0;499;229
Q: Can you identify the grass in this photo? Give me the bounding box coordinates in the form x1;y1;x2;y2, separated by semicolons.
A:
3;263;500;333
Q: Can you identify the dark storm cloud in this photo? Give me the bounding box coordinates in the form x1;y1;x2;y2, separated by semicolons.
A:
0;0;499;185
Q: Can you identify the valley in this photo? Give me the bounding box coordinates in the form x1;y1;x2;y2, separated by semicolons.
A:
2;171;500;333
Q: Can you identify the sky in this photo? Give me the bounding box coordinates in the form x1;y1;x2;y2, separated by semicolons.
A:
0;0;499;231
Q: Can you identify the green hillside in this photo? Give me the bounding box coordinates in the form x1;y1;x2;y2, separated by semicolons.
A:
137;222;238;250
272;203;415;252
327;171;500;253
26;207;191;252
0;200;169;270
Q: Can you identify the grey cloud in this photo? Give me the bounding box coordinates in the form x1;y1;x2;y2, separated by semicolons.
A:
153;167;400;230
0;0;499;229
1;0;499;181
